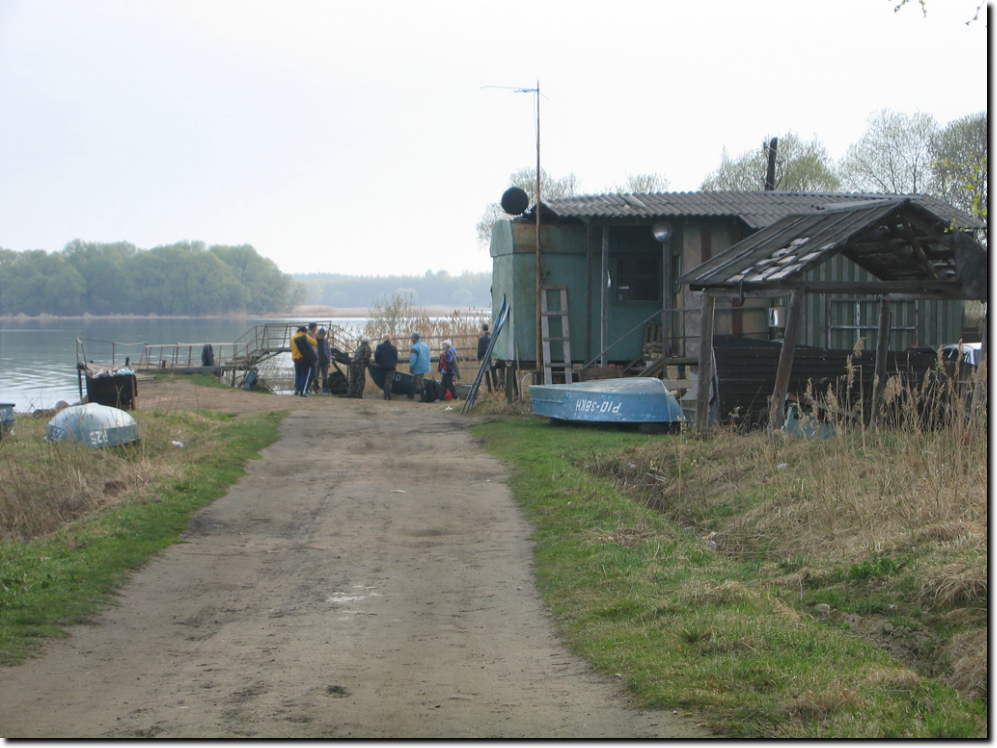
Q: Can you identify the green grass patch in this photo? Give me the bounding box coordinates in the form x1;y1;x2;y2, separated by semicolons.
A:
473;416;986;738
0;408;285;664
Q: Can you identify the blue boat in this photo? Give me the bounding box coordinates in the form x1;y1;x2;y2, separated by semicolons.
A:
529;377;685;431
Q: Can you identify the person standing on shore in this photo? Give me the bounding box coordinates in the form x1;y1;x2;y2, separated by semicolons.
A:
438;339;458;402
373;334;398;400
408;332;430;402
291;325;317;396
477;323;494;393
349;336;372;398
315;328;331;394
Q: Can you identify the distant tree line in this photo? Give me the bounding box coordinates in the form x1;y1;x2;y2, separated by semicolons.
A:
296;270;492;309
0;240;305;316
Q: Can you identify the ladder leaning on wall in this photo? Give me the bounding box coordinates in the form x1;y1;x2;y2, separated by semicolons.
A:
540;286;578;384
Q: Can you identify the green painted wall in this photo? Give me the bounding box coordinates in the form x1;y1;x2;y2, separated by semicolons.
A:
490;220;667;363
797;255;963;350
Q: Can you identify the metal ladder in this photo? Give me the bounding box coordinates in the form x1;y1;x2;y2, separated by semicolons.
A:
540;286;577;384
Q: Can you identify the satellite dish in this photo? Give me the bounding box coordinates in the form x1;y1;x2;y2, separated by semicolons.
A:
501;187;530;215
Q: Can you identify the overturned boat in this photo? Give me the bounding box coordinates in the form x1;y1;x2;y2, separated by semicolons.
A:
529;377;685;431
47;403;139;448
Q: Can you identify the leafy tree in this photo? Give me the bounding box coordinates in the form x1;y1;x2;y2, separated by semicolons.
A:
0;250;85;315
477;167;579;248
931;111;987;219
63;239;137;315
839;109;939;194
701;132;841;192
210;244;305;313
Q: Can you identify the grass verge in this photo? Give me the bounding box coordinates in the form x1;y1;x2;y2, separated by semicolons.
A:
473;416;986;738
0;408;285;665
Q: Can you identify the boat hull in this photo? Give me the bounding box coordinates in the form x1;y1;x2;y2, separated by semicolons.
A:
529;377;685;425
368;365;416;395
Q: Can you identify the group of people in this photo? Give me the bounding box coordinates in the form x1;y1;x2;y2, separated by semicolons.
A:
290;322;496;401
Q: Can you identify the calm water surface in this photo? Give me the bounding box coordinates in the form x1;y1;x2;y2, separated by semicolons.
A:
0;317;365;412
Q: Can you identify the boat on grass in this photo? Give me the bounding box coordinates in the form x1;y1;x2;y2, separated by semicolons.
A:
529;377;685;432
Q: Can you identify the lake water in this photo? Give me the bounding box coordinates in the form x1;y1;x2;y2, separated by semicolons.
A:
0;317;366;412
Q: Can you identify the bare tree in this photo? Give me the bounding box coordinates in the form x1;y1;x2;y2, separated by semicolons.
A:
839;109;939;194
609;172;671;193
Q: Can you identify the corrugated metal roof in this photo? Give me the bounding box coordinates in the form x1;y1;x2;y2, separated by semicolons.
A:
680;199;987;294
534;191;985;231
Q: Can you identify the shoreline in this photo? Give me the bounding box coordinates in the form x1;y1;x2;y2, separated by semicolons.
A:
0;305;491;321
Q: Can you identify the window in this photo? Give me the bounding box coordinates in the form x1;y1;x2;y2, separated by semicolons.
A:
615;256;660;302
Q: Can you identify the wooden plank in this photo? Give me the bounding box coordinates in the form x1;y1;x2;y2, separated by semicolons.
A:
768;289;805;436
601;227;609;367
695;295;717;431
696;280;969;299
871;298;892;426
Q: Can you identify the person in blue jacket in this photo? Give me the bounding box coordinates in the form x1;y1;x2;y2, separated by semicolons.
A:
408;332;431;402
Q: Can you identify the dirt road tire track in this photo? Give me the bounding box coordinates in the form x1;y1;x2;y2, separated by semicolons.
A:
0;383;707;739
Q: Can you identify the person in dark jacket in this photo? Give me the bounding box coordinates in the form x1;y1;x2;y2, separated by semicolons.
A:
438;339;458;401
373;334;399;400
477;323;494;392
315;328;331;393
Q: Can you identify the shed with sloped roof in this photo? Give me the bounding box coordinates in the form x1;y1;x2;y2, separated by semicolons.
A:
677;198;987;430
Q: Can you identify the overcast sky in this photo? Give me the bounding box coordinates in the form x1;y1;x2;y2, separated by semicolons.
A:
0;0;988;276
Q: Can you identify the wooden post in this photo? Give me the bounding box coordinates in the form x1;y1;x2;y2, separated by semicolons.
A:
871;297;892;426
661;238;671;356
970;313;987;417
585;225;594;365
695;293;716;431
768;290;805;436
600;225;609;367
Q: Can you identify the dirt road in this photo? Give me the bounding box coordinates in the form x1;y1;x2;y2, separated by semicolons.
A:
0;382;707;739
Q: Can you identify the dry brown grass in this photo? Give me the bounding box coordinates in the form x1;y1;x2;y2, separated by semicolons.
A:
605;361;988;568
944;629;987;699
0;409;211;540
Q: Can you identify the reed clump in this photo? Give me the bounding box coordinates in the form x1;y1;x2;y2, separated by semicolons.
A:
363;292;486;357
590;350;986;699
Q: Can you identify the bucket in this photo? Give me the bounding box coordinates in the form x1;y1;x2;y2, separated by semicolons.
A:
0;403;16;437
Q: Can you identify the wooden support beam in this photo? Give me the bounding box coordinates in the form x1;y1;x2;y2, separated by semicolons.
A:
768;289;805;437
585;225;594;364
600;226;609;367
970;314;988;417
902;219;940;280
662;238;671;355
695;294;717;431
871;297;892;426
691;280;967;298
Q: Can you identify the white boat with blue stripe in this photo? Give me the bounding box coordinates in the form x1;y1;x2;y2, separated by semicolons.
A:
529;377;685;431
